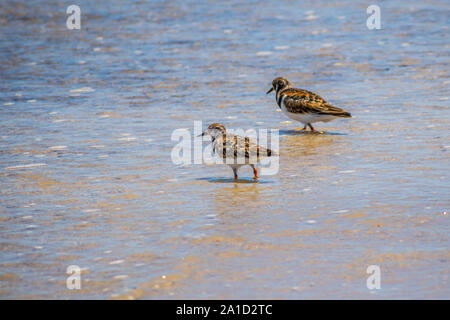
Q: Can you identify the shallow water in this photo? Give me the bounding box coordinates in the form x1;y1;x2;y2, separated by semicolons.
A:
0;0;449;299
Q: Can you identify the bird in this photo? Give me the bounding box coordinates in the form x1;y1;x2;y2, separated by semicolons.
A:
200;123;276;180
266;77;352;132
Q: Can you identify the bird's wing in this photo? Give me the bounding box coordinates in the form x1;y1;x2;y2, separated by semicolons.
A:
282;88;351;116
242;136;275;159
215;134;275;163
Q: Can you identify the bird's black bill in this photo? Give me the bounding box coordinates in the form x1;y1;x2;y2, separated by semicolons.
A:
197;132;206;137
266;87;274;94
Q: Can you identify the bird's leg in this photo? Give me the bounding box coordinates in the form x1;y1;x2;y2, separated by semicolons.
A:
308;123;324;134
232;167;238;180
251;165;258;180
296;125;307;131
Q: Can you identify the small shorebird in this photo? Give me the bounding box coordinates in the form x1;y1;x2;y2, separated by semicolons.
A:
200;123;276;180
267;77;352;132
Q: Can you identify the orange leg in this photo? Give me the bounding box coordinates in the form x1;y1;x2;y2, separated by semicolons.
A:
232;167;238;180
252;166;258;180
308;123;315;132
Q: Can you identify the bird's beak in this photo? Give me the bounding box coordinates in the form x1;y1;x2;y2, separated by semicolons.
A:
266;87;274;94
197;131;206;137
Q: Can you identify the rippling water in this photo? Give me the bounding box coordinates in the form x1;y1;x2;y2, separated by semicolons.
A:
0;0;449;299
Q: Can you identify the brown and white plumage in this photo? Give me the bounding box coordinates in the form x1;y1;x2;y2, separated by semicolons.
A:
201;123;275;180
267;77;352;131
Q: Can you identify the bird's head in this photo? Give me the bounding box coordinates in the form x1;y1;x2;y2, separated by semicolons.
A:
200;123;226;140
266;77;291;94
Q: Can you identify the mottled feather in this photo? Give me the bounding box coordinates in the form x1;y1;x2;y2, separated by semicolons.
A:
212;133;275;165
281;88;351;117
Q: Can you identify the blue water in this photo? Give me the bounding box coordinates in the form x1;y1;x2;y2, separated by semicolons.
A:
0;0;449;299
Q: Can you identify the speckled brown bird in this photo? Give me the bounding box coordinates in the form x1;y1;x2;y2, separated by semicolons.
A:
267;77;352;132
200;123;276;180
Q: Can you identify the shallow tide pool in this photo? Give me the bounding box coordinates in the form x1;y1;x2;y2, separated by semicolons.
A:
0;0;449;299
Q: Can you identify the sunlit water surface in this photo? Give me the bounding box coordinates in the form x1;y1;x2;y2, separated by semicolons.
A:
0;0;449;299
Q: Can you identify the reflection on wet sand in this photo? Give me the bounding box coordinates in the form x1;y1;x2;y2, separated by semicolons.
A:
197;177;261;184
208;182;277;226
280;131;349;159
0;0;449;299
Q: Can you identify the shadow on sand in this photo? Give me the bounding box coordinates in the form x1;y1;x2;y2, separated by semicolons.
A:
279;129;347;136
196;177;271;184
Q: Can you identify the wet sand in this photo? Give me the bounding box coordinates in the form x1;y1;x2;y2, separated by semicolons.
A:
0;0;449;299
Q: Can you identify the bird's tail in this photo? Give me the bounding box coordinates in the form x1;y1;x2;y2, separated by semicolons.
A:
337;111;352;118
323;103;352;118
